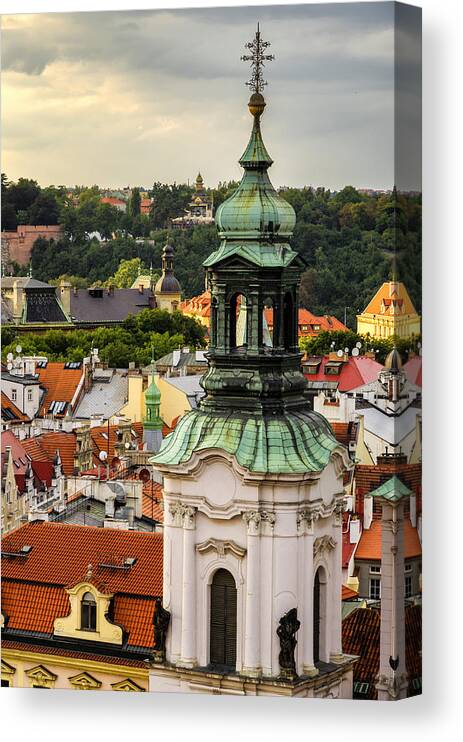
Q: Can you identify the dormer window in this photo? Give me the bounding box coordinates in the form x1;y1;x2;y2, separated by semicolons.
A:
81;592;97;631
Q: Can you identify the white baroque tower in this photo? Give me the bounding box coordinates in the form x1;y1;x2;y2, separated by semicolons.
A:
150;27;355;698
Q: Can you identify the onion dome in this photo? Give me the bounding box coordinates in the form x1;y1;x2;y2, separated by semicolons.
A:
215;92;296;240
384;345;403;373
155;243;181;294
145;375;161;405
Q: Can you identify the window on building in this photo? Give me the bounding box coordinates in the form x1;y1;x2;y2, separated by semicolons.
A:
405;575;413;599
405;563;413;573
353;681;370;697
11;389;17;402
27;389;33;402
1;679;10;687
369;565;381;574
369;578;381;600
81;592;97;631
209;569;237;669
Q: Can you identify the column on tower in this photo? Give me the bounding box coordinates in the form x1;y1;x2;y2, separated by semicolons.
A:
179;505;197;668
330;500;345;663
376;499;408;700
242;511;262;677
299;509;318;677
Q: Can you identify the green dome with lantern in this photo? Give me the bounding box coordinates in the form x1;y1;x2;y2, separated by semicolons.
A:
215;93;296;241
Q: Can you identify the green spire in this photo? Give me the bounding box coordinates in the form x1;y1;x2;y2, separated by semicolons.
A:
144;356;162;431
213;92;296;243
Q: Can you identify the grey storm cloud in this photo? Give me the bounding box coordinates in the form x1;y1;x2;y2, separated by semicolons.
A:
0;3;420;190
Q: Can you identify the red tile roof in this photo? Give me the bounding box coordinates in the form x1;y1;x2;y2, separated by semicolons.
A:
264;307;348;337
342;585;358;601
90;421;144;462
1;639;147;668
403;356;422;388
2;521;163;650
36;362;83;417
342;529;358;569
142;481;164;522
354;519;422;561
1;392;30;422
1;430;31;475
342;604;421;700
22;431;77;477
2;521;163;595
305;355;382;392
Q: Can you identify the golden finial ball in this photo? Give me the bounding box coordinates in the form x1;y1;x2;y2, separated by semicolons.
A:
248;92;266;117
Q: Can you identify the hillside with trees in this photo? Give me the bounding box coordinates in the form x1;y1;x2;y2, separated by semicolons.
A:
2;175;421;328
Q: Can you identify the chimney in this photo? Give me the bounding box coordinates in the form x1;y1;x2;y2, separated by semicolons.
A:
172;349;181;367
107;284;114;296
349;517;361;543
363;495;373;529
73;286;78;296
138;284;144;294
59;279;71;315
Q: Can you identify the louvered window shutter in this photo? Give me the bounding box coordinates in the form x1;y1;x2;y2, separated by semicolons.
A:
210;569;237;669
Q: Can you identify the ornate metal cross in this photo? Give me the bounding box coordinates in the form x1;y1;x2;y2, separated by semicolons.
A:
241;23;275;93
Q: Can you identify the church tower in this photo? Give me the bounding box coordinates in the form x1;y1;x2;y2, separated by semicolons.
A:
150;27;355;697
143;363;163;454
154;243;181;312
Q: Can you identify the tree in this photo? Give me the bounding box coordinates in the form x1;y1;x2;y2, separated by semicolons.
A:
8;177;40;213
129;187;141;218
108;258;146;288
28;191;60;225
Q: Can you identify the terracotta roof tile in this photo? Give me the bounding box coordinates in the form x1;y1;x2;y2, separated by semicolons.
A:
142;481;164;522
355;519;422;561
1;639;147;668
1;392;30;423
362;281;418;318
342;604;421;699
22;431;77;476
1;522;163;651
36;362;83;417
342;585;358;601
2;521;163;595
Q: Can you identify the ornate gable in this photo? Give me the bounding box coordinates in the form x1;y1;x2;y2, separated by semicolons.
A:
68;671;102;690
25;664;57;688
111;678;145;692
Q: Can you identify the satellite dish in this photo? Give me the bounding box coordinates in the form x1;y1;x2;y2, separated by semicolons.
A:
352;347;360;357
356;341;362;349
124;441;131;450
6;352;13;362
99;450;108;461
139;468;151;483
16;345;22;354
7;362;13;370
344;347;349;353
336;349;343;358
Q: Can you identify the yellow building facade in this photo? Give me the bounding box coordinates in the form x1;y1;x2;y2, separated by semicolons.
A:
356;281;421;339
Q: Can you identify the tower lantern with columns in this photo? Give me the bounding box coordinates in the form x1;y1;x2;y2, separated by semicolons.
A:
149;26;355;697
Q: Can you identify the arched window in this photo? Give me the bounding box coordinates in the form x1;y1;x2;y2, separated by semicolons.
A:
283;291;295;350
262;297;274;348
229;293;248;350
313;567;327;664
81;592;97;631
210;569;237;669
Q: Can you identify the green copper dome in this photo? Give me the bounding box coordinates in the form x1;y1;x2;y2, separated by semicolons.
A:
151;408;343;475
215;95;296;240
145;377;161;404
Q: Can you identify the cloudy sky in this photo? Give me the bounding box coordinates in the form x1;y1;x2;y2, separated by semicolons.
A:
2;3;400;190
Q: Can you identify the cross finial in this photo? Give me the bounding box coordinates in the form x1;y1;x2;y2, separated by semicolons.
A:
241;23;275;94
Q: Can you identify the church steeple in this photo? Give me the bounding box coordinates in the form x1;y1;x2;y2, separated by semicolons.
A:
143;355;163;453
153;26;341;472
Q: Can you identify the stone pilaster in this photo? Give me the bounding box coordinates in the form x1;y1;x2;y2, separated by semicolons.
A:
376;500;408;700
179;505;197;668
297;509;318;677
330;500;344;663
